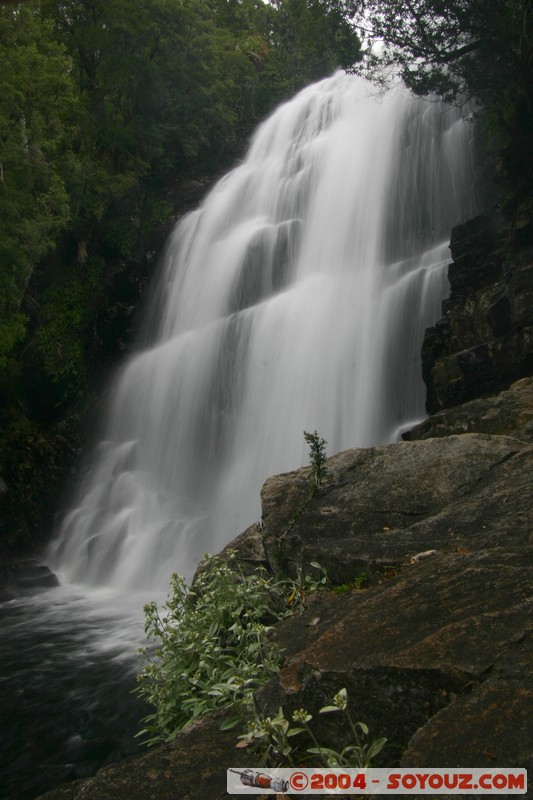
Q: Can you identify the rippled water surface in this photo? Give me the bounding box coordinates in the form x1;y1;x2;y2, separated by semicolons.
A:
0;584;155;800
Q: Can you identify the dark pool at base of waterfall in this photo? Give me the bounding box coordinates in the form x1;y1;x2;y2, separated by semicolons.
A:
0;585;153;800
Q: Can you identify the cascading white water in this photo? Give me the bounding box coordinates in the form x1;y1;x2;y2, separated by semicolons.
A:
49;72;478;590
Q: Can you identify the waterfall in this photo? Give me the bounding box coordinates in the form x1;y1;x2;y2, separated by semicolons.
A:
49;73;477;590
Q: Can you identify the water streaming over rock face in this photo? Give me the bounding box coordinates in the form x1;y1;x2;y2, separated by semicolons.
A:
49;73;478;590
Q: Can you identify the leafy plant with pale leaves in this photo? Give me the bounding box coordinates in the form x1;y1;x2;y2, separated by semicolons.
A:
239;687;387;768
137;551;286;744
136;543;385;769
137;552;330;743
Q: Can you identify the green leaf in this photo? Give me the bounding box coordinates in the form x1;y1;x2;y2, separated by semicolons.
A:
366;737;387;761
287;726;306;736
219;716;242;731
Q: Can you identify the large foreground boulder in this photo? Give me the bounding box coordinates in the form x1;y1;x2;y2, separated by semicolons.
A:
259;433;532;773
260;433;531;582
37;431;533;800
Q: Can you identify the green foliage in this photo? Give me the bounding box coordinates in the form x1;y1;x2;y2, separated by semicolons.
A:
304;429;328;487
136;551;288;744
0;314;27;373
255;0;362;111
0;409;81;546
136;552;334;744
279;431;329;545
309;687;387;767
243;706;301;763
137;554;385;769
332;571;369;593
351;0;528;100
28;256;107;402
286;561;329;610
350;0;533;210
239;687;387;768
0;4;75;367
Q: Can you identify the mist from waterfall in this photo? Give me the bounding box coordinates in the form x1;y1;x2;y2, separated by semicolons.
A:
49;72;478;590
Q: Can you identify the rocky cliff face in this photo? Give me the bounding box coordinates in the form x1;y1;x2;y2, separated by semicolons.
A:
422;213;533;413
36;218;533;800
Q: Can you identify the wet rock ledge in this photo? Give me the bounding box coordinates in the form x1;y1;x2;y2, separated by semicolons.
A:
0;559;59;602
37;388;533;799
